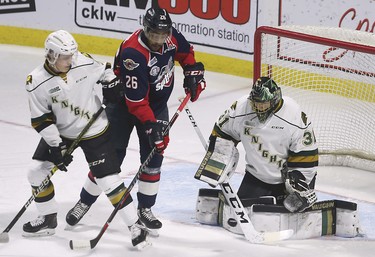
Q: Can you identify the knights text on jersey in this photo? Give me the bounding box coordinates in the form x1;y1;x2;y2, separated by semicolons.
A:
114;27;195;123
214;95;318;184
25;52;108;142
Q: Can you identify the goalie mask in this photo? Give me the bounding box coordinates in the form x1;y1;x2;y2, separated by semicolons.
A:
45;30;78;65
143;7;172;51
249;77;282;122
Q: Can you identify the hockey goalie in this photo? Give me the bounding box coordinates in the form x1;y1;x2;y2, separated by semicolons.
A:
194;77;361;240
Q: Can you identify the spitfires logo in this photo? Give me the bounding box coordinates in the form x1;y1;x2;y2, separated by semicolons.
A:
123;59;139;71
0;0;36;14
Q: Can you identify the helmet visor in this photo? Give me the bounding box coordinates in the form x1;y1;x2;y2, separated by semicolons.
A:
251;100;271;114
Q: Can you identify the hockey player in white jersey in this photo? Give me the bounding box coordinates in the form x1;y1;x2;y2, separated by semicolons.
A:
23;30;149;249
196;76;318;212
195;77;361;239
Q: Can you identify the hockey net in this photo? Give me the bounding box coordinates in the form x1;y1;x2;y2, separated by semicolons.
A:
253;25;375;172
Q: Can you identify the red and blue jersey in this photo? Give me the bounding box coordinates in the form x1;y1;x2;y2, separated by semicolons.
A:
114;27;196;123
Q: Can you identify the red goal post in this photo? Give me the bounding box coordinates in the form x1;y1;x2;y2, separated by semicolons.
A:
253;25;375;171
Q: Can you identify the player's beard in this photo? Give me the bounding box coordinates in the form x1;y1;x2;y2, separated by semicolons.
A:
149;42;163;52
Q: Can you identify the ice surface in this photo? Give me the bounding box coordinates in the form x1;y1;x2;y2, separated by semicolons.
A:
0;44;374;257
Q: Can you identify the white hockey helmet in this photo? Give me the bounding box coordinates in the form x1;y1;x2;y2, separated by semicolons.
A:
45;30;78;64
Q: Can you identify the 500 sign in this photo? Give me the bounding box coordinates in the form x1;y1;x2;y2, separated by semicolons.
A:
159;0;251;24
75;0;256;54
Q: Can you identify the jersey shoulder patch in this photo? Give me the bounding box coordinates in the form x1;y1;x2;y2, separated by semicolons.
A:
123;58;140;71
81;52;93;59
301;111;308;126
26;75;32;85
230;101;237;110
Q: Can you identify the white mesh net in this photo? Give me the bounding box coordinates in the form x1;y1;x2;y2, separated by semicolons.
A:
254;25;375;171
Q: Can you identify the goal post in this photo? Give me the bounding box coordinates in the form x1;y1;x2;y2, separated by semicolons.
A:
253;25;375;171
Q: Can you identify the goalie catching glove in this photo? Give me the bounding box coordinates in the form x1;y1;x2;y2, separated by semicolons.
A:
183;62;206;102
282;168;317;212
195;136;239;187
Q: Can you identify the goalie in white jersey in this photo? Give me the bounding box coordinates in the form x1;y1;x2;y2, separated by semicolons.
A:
23;30;149;249
197;76;318;213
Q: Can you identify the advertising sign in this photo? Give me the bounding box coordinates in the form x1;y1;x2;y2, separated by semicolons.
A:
0;0;35;14
75;0;258;54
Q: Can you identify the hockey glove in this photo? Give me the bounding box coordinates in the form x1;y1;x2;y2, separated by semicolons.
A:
100;63;123;103
49;142;73;171
183;62;206;102
144;121;169;154
283;170;317;212
102;78;123;104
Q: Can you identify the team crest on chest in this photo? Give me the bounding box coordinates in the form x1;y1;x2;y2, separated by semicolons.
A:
154;57;174;91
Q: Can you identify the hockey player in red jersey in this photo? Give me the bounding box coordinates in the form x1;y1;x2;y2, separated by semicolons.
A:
23;30;149;249
66;7;206;235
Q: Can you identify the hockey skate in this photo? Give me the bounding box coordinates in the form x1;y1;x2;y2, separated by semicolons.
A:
138;207;162;237
129;220;151;250
66;200;91;226
23;213;57;237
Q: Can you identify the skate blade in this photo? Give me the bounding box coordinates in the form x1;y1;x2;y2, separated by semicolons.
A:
22;228;55;237
136;240;152;250
147;228;159;237
64;224;75;231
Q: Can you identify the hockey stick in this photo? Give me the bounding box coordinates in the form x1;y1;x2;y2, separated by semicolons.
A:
69;93;191;250
180;100;293;243
0;104;107;243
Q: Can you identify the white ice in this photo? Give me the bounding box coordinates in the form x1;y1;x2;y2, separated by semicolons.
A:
0;44;374;257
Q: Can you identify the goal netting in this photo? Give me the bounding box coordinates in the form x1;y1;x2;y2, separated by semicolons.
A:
253;25;375;172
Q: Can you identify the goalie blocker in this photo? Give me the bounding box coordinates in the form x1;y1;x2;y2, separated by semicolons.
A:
194;136;239;187
196;188;361;239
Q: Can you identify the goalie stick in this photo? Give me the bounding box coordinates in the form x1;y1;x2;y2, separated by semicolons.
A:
69;93;191;251
0;104;107;243
180;98;293;243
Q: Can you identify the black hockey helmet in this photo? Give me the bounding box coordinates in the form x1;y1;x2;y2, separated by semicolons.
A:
249;77;282;122
143;7;172;33
143;8;172;51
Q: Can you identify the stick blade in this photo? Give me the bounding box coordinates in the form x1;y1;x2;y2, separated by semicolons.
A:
69;239;93;250
0;232;9;243
262;229;294;243
245;229;294;244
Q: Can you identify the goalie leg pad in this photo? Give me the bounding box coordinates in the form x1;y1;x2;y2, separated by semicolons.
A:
335;202;361;237
221;196;277;235
195;136;239;187
195;188;222;225
223;200;360;239
195;189;360;239
196;188;275;227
